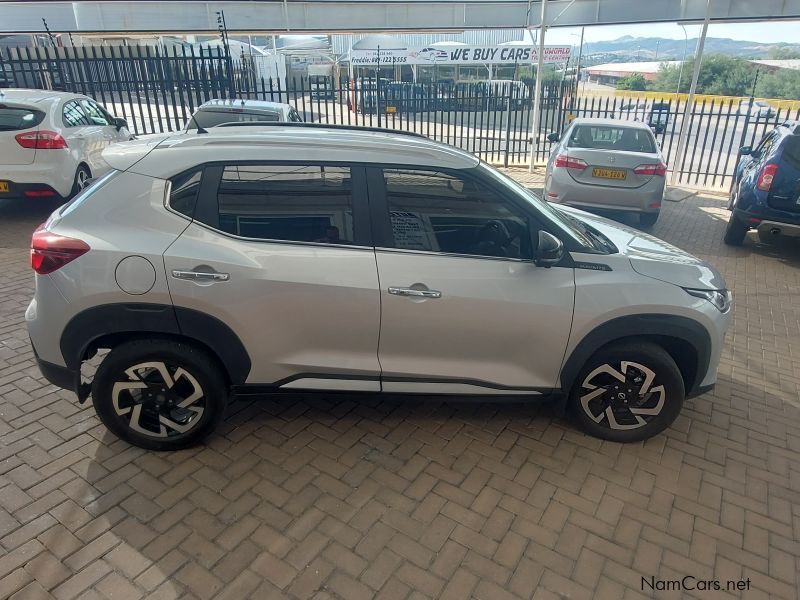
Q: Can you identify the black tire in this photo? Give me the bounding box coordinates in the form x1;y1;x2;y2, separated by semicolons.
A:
70;164;91;198
639;212;659;228
723;213;749;246
568;341;685;443
91;339;228;450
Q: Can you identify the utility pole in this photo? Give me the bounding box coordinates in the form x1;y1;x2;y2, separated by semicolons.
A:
669;0;711;186
528;0;548;173
575;27;584;93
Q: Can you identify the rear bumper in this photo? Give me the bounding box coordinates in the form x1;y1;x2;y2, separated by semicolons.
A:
756;220;800;238
0;180;64;201
0;161;75;197
32;343;79;395
546;171;665;213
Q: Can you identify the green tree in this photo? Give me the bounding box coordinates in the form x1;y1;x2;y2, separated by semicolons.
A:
768;47;800;60
756;69;800;100
616;73;648;91
650;55;758;96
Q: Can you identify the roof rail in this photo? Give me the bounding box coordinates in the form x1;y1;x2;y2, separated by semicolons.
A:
208;121;428;139
783;120;800;135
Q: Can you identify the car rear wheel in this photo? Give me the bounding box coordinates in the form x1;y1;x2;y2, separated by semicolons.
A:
568;341;685;442
91;339;228;450
70;165;91;198
723;213;749;246
639;212;659;228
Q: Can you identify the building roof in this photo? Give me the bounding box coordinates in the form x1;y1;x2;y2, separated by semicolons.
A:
749;59;800;71
584;61;681;75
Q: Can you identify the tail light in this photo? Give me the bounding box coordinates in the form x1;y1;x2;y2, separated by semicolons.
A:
15;130;68;150
554;154;588;170
756;164;778;192
31;225;90;274
633;162;667;177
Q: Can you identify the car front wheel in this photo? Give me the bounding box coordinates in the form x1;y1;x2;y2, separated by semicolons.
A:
569;341;685;442
91;339;228;450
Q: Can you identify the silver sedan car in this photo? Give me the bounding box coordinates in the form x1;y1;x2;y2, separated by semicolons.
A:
544;118;667;227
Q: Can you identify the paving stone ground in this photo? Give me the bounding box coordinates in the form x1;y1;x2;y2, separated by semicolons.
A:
1;170;799;600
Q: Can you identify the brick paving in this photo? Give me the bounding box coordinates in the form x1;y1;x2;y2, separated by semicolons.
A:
1;173;800;600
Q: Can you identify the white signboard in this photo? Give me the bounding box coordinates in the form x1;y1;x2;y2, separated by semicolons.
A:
350;45;571;66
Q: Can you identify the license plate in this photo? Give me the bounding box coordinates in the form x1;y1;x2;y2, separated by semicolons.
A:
592;168;626;180
0;181;9;193
386;106;397;114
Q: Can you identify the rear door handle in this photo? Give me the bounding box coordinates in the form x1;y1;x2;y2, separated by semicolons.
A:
388;287;441;299
171;270;230;282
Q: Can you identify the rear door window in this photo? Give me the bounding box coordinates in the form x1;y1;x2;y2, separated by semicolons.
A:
201;164;364;246
0;106;45;131
62;101;91;127
568;125;656;153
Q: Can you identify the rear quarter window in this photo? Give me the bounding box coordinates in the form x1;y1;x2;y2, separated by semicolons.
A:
168;169;203;218
0;106;45;131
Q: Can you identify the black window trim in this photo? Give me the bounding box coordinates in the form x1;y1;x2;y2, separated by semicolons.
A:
188;160;374;250
365;163;582;262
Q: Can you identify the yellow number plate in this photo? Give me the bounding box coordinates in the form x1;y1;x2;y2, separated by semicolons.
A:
385;106;397;114
592;168;626;180
0;181;9;193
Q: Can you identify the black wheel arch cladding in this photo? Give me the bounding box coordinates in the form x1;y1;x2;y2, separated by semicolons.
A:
560;314;711;396
60;303;251;385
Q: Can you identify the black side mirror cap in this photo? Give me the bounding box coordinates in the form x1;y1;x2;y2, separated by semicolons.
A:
114;117;128;131
534;230;564;268
738;146;752;156
546;132;560;143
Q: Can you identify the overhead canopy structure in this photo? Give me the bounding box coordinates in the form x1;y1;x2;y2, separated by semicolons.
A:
2;0;800;34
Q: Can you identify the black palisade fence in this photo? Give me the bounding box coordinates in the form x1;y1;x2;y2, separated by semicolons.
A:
3;44;797;188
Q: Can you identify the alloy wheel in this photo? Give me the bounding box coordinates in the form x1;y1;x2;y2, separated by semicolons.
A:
76;169;90;190
111;361;205;438
578;361;665;431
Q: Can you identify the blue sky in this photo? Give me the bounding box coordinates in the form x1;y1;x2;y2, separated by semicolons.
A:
544;20;800;46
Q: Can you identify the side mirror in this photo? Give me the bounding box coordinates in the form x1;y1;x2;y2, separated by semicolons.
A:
534;230;564;267
114;117;128;131
546;132;560;143
738;146;752;156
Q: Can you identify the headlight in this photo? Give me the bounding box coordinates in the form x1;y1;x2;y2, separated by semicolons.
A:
685;288;732;313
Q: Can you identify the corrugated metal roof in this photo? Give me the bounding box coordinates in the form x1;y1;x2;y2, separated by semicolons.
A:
331;30;531;55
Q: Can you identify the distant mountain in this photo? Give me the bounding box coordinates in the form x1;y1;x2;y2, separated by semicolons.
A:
581;36;800;61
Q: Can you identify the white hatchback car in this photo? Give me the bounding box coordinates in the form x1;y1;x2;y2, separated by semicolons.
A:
0;89;131;201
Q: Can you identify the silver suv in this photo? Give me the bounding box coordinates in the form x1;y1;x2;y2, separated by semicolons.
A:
27;125;731;450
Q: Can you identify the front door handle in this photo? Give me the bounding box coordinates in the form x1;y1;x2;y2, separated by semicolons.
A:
171;270;230;282
388;287;441;299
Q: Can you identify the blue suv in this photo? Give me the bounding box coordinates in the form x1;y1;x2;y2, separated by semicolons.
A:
725;121;800;245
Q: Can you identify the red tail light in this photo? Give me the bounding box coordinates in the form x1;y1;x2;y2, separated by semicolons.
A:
15;130;68;150
554;154;588;170
633;162;667;177
756;164;778;192
31;225;90;274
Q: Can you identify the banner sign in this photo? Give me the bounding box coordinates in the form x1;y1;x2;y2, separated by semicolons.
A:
350;45;571;66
